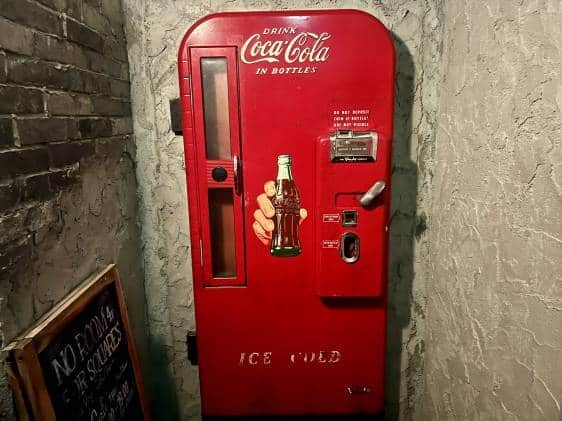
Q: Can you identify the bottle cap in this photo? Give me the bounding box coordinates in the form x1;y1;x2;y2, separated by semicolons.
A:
277;154;291;165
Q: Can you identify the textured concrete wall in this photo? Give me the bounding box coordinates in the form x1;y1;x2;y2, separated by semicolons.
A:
423;1;562;419
122;1;442;419
0;0;147;419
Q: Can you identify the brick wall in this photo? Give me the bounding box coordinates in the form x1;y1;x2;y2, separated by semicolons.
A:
0;0;131;216
0;1;148;419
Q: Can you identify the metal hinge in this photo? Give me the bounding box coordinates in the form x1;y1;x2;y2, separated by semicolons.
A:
169;98;182;135
186;330;198;365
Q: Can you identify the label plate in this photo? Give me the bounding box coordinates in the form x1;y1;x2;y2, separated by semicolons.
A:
330;131;377;162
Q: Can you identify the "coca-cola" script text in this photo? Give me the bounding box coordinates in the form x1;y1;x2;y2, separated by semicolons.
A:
241;29;331;65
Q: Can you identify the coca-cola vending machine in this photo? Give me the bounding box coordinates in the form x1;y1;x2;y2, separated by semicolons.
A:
177;9;394;417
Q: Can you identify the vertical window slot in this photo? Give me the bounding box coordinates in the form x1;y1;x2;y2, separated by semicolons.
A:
208;188;236;278
201;58;231;160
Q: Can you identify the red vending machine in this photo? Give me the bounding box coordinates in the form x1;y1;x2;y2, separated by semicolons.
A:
177;9;395;417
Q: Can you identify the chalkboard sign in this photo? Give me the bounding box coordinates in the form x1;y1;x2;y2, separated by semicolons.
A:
2;265;150;421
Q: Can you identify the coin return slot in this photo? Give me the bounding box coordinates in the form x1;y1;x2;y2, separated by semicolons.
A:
342;210;358;227
340;232;360;264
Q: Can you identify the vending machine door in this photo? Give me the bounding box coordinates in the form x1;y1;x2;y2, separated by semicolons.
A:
178;9;394;416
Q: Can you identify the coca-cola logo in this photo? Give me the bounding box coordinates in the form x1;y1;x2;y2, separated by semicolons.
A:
241;30;331;65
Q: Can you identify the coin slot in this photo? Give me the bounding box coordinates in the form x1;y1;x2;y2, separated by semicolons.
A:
340;232;359;264
342;210;358;227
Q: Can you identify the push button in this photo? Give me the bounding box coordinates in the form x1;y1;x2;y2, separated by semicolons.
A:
211;167;228;182
342;210;358;227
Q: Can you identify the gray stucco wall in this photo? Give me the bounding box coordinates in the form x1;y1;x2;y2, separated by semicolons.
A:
423;0;562;419
122;1;442;419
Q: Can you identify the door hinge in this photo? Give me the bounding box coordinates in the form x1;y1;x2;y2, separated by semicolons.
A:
169;98;183;135
199;238;203;266
186;330;198;365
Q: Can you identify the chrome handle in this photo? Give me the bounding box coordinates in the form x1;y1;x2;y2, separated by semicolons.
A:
233;155;241;195
358;180;386;207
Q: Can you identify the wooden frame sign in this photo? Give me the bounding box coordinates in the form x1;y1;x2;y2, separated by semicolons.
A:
2;264;150;420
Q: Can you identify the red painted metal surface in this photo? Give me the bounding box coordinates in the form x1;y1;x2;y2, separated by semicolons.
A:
178;10;395;416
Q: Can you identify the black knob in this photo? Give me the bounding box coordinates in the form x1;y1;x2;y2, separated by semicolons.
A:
212;167;228;182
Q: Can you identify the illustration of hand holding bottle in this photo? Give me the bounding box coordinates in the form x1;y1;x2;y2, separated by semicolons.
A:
252;155;307;257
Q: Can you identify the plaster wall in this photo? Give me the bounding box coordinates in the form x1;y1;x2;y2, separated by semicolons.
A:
423;1;562;419
122;0;442;419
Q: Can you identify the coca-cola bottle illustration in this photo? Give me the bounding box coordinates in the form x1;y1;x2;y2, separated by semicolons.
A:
270;155;302;257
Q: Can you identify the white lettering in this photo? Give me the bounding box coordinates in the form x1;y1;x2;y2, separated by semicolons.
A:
51;343;77;386
285;32;330;63
86;323;123;380
263;352;272;365
74;369;88;393
239;351;274;366
289;350;342;365
329;350;341;363
241;31;331;65
248;352;259;365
